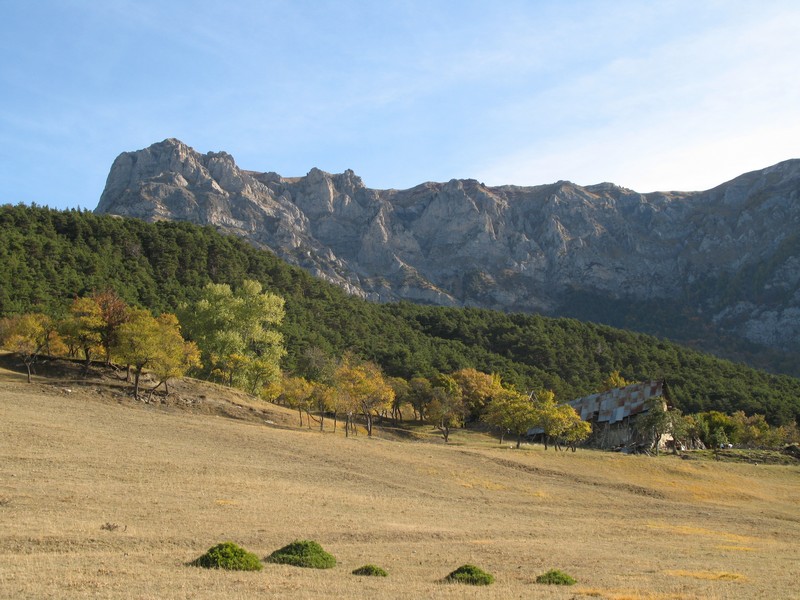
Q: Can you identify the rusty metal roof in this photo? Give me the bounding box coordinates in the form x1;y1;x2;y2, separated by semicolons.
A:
568;381;663;424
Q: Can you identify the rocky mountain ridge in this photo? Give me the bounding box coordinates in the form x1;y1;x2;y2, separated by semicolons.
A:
95;139;800;371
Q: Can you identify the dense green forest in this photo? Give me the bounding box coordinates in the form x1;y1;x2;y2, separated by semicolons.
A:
2;203;799;426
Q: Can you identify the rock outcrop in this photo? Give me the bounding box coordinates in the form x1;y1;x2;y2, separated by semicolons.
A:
95;139;800;370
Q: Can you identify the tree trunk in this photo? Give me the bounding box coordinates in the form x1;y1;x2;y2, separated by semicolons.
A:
365;413;373;437
25;361;32;384
82;347;92;377
516;433;522;448
439;421;450;443
133;367;142;399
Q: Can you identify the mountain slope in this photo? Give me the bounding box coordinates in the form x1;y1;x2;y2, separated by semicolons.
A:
95;140;800;371
3;205;800;424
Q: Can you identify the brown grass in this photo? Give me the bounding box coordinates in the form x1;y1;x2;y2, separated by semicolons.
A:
1;359;799;598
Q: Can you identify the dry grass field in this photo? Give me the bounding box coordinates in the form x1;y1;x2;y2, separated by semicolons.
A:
1;360;799;599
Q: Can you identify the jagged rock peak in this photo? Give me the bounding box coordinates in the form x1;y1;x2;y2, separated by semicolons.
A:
95;140;800;368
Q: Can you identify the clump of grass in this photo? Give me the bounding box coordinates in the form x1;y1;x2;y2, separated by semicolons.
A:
443;564;495;585
536;568;576;585
266;540;336;569
191;541;262;571
352;564;388;577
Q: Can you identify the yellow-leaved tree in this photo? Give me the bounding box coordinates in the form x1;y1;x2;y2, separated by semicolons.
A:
601;370;631;391
114;310;200;399
0;313;64;383
60;297;104;374
451;368;504;422
333;354;394;437
532;390;591;451
483;387;539;447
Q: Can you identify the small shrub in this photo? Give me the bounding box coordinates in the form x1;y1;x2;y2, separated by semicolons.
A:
444;564;494;585
266;540;336;569
191;541;262;571
352;564;388;577
536;568;577;585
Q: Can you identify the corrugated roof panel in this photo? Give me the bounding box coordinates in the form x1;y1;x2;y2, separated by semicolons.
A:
568;381;664;423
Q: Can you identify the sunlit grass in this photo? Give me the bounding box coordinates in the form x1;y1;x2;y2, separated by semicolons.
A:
665;570;747;581
1;374;798;599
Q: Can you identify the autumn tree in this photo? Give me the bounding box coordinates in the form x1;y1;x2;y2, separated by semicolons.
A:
114;310;198;399
601;370;631;391
281;375;316;427
333;355;362;437
528;389;587;451
530;389;560;449
0;313;63;382
60;297;104;374
483;387;539;447
148;313;201;395
92;289;131;365
180;280;285;393
559;404;592;451
426;374;465;442
358;362;394;436
114;309;162;399
451;368;503;422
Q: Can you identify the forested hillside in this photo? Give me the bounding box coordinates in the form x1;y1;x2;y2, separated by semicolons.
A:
2;204;799;425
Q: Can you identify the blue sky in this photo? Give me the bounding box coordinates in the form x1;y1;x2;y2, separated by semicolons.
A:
1;1;799;210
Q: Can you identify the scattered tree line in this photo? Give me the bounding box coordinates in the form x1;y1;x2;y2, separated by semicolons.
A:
1;203;799;428
3;280;796;449
0;282;592;447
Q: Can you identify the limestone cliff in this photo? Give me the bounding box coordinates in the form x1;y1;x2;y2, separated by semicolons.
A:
95;139;800;370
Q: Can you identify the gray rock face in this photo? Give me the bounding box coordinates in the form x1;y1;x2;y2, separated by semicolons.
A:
96;139;800;365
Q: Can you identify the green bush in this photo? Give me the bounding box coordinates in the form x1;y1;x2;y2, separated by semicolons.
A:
352;564;388;577
443;564;495;585
266;539;336;569
191;541;262;571
536;568;577;585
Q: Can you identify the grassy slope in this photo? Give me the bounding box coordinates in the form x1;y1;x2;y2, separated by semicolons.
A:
1;366;799;599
